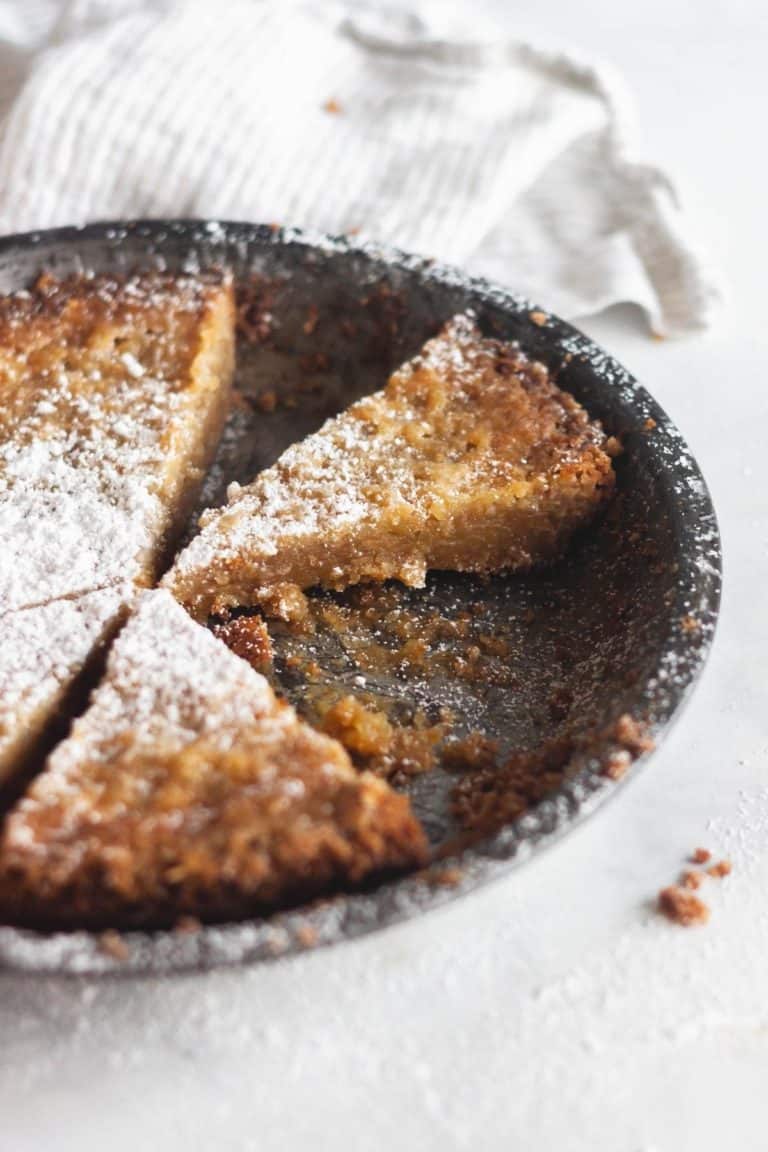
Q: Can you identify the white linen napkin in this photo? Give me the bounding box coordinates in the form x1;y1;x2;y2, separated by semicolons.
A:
0;0;722;336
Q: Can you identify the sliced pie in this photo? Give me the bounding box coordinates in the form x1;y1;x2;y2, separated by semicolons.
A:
0;270;235;785
166;314;615;620
0;586;132;786
0;591;428;927
0;270;235;613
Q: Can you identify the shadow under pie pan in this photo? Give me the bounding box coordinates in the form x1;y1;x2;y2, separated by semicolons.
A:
0;220;721;976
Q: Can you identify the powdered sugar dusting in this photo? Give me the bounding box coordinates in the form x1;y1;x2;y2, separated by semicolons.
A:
0;584;131;773
0;272;226;612
45;590;277;780
167;312;607;612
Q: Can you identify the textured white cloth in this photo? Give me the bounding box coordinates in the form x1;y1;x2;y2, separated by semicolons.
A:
0;0;722;335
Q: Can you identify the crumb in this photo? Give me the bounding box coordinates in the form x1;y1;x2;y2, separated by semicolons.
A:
644;417;657;431
604;436;623;458
443;732;499;773
174;915;202;935
212;615;273;669
296;923;319;948
603;749;631;780
658;885;710;926
681;869;704;890
529;310;548;327
707;859;732;878
321;695;393;759
680;615;699;633
651;330;666;342
323;98;342;115
451;735;573;834
255;390;278;413
691;847;711;865
98;929;129;961
429;866;463;888
611;714;654;757
302;304;319;335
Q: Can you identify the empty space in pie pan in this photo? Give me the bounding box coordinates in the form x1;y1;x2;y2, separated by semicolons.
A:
0;221;721;975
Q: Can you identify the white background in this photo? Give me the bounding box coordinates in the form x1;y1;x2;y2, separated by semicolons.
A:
1;2;766;1150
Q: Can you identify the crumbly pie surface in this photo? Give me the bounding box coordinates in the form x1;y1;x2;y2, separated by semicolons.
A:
166;314;615;621
0;591;428;928
0;270;235;612
0;271;235;785
0;586;133;787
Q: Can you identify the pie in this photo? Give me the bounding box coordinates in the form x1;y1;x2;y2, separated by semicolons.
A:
166;314;615;621
0;271;235;784
0;278;618;934
0;591;428;928
0;586;132;789
0;270;234;611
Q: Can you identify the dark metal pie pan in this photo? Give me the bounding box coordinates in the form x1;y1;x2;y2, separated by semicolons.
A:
0;221;721;975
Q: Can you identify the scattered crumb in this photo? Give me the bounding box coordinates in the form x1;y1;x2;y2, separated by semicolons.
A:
691;847;711;865
212;614;273;669
611;714;654;757
174;915;202;935
302;304;319;335
680;615;699;633
98;930;129;961
707;859;732;878
427;866;463;888
644;417;657;431
602;749;631;780
451;736;573;834
681;870;704;890
604;435;623;458
443;732;499;773
658;885;710;926
323;98;342;115
295;923;319;948
255;389;278;413
529;310;548;327
321;695;393;759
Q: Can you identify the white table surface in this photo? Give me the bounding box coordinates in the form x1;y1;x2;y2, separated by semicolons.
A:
1;2;765;1149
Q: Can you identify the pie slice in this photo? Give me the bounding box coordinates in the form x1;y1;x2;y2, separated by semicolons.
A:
0;270;235;613
0;590;428;928
0;270;235;788
166;314;615;621
0;586;133;786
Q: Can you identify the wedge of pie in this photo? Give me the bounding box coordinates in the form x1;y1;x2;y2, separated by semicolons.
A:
0;591;428;927
0;586;132;788
166;314;615;620
0;270;235;613
0;271;235;785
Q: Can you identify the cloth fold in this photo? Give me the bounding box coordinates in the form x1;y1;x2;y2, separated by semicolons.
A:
0;0;722;335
